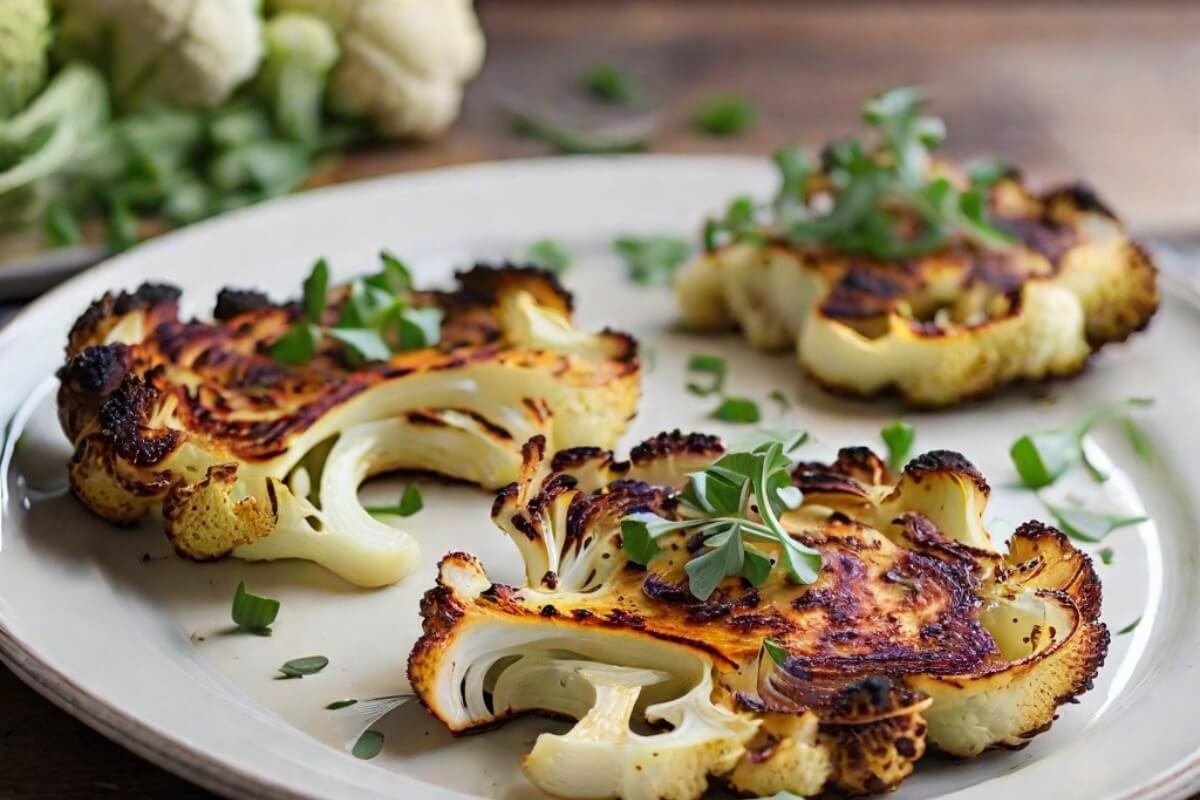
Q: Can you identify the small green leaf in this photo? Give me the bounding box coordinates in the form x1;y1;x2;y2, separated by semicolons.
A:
303;258;330;322
231;581;280;635
768;389;791;414
525;238;572;276
1011;398;1154;489
366;484;424;518
692;95;758;137
270;323;319;366
43;200;81;247
394;307;443;350
1098;547;1114;566
325;699;358;710
277;655;329;680
327;327;392;363
613;235;691;286
762;638;790;667
352;730;385;760
686;354;727;396
710;397;761;424
1041;500;1147;543
771;146;810;209
1122;417;1153;463
585;65;639;105
881;421;915;472
967;159;1015;188
685;529;744;600
741;546;773;586
1117;617;1141;635
374;251;413;294
620;517;661;565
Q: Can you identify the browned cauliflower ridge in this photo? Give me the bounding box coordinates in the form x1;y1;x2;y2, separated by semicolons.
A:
57;266;640;587
408;432;1107;799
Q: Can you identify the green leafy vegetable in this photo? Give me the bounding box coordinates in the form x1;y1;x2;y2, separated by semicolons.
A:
352;730;385;760
231;580;280;636
524;238;572;276
277;655;329;680
881;420;915;472
686;354;727;396
1117;617;1140;635
691;95;758;137
585;65;639;105
325;699;358;710
621;431;821;599
710;397;761;424
365;484;424;518
1040;500;1146;543
1010;398;1153;489
613;235;691;286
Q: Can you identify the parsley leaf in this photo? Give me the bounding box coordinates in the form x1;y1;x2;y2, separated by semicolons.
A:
231;581;279;636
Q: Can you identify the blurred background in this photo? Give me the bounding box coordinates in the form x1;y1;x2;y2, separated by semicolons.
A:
1;1;1198;796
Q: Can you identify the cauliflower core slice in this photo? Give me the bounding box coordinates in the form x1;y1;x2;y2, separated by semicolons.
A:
676;180;1157;406
409;432;1108;799
57;267;640;587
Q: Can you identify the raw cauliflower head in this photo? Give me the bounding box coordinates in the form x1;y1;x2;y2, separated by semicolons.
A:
676;176;1158;407
408;433;1108;799
57;266;640;587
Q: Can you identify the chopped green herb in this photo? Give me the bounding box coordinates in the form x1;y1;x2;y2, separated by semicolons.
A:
325;699;358;710
524;238;572;276
1098;547;1114;566
231;581;280;636
269;323;319;365
352;730;385;760
686;354;727;396
277;655;329;680
302;258;330;321
1040;500;1146;543
326;326;392;364
881;421;916;472
621;431;820;599
768;389;791;414
691;95;758;137
585;65;639;105
365;484;424;518
613;235;691;286
1010;398;1153;489
710;397;761;424
763;638;790;667
43;199;81;247
1117;617;1141;635
370;251;413;294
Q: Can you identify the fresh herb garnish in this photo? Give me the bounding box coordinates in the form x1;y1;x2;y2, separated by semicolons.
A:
276;655;329;680
1098;547;1114;566
1010;398;1153;489
365;484;424;518
1039;500;1147;543
709;397;761;424
620;430;819;600
1117;617;1141;635
271;254;442;366
352;730;385;760
613;235;691;286
585;65;639;105
231;580;280;636
686;354;727;396
768;389;791;414
691;95;758;137
881;420;915;472
325;699;358;710
763;638;790;667
703;87;1015;260
524;238;572;276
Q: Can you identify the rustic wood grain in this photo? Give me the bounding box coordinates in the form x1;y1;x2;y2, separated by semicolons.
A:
2;2;1198;798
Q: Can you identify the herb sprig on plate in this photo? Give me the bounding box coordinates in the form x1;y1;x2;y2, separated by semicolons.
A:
703;87;1015;261
621;430;819;600
1010;397;1152;489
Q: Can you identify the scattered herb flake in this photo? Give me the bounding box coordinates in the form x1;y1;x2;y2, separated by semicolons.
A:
231;581;280;636
585;65;639;105
881;421;916;472
365;484;424;518
1098;547;1114;566
691;95;758;137
1040;500;1147;544
277;655;329;680
768;389;791;414
1117;617;1141;635
763;638;790;667
325;699;358;710
613;235;690;286
269;323;319;366
1010;398;1153;489
686;354;727;396
710;397;761;424
524;238;572;276
352;730;385;760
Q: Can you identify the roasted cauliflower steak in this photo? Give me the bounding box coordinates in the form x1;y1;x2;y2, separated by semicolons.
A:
57;266;639;587
677;177;1158;406
409;433;1107;799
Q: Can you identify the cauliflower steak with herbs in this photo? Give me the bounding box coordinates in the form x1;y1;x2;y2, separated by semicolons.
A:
57;265;639;587
409;433;1107;799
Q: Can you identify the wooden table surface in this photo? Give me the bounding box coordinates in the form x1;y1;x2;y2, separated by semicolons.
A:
3;2;1199;797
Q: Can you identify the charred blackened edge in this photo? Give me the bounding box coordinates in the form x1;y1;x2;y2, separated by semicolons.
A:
599;327;641;369
87;371;181;468
445;263;574;314
819;676;930;726
1008;520;1103;622
213;287;275;320
793;446;889;495
58;343;134;398
897;512;996;568
68;282;182;352
902;450;989;495
1040;182;1118;222
563;480;675;550
629;429;725;465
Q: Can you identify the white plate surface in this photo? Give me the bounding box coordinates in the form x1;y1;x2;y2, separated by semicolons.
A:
1;156;1198;800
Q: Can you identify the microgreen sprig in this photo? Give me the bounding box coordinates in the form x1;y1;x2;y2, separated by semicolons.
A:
621;431;819;600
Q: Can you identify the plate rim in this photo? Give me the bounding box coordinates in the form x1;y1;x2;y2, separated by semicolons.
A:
2;153;1198;800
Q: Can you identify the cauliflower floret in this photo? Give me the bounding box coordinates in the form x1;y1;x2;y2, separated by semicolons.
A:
269;0;485;139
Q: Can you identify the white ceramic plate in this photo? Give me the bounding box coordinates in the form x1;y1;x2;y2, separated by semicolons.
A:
1;156;1198;800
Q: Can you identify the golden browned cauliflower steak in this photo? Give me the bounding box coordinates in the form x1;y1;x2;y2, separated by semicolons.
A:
409;433;1107;799
57;266;640;586
677;178;1158;406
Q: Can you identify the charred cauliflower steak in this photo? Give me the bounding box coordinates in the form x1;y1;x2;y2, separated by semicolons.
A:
409;433;1107;799
676;89;1157;407
57;266;639;587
